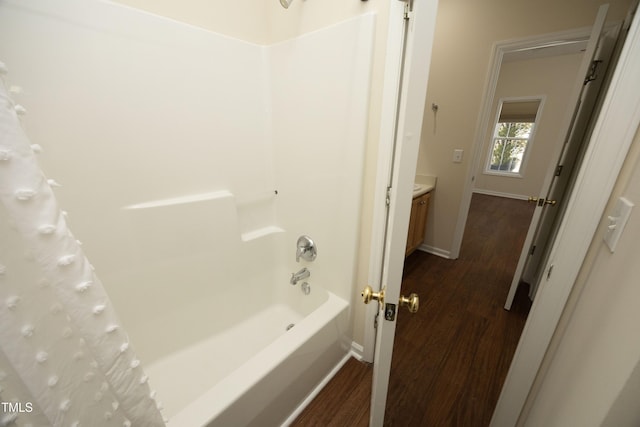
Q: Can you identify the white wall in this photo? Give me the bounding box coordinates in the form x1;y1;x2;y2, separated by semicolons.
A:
269;15;374;302
521;125;640;426
0;0;374;363
1;0;273;363
112;0;394;349
474;53;583;198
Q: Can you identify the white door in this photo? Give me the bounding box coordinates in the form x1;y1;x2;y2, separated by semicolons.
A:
492;7;640;423
365;0;438;425
504;4;610;310
364;1;640;424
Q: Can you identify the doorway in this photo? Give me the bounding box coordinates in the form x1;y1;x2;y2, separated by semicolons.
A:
467;43;587;304
469;27;608;305
364;0;636;419
292;1;636;426
380;1;636;421
290;193;534;425
386;194;535;425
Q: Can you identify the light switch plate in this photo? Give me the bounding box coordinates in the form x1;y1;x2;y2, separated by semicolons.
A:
604;196;634;253
453;149;463;163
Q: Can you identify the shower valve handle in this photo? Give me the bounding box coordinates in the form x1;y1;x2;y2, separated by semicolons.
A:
296;235;317;262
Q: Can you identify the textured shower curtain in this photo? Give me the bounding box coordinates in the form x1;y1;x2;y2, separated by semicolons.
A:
0;64;165;426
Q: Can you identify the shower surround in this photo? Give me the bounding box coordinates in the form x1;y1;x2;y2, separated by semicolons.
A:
0;0;374;425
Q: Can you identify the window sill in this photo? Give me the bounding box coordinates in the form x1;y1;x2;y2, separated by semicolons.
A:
483;170;524;178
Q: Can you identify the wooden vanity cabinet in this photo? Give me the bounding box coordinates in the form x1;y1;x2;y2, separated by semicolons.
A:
406;191;430;256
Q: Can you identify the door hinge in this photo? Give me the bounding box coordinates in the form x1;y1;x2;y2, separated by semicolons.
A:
529;245;536;256
398;0;412;19
555;165;563;176
385;186;392;206
546;264;554;281
584;60;603;84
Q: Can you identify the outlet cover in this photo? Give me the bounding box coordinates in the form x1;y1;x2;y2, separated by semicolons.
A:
453;149;463;163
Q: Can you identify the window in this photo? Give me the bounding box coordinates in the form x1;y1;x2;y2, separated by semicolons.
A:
489;121;533;173
485;98;542;176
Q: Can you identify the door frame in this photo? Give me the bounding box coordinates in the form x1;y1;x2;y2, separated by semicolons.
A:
453;25;596;261
504;6;613;310
364;2;640;425
366;0;439;424
364;11;597;363
362;0;409;364
492;8;640;424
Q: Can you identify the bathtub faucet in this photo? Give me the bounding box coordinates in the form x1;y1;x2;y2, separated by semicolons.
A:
290;268;310;285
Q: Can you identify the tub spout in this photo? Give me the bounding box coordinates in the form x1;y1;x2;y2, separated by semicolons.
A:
290;268;310;285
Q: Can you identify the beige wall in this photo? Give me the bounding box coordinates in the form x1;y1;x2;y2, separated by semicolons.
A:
417;0;632;256
111;0;269;43
112;0;383;46
474;53;583;198
602;357;640;426
521;124;640;426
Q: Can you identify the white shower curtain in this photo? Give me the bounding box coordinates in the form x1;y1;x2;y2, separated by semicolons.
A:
0;64;165;426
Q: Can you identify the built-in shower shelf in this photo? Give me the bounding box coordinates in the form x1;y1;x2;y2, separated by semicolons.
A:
241;226;284;242
122;190;233;210
122;190;281;243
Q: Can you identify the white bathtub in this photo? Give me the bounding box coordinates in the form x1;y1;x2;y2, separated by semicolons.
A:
145;283;350;427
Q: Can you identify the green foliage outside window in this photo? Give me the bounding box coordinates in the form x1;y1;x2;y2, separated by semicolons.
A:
489;122;533;173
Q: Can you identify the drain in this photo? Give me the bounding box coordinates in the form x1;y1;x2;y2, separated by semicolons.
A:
286;323;295;331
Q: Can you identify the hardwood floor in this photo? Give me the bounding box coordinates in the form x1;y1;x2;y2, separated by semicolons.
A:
291;194;534;426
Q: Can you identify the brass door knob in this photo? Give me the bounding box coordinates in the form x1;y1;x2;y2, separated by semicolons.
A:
399;293;419;313
528;196;557;206
362;285;385;305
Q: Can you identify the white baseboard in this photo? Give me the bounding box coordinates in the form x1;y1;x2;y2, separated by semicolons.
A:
417;190;526;262
472;188;529;200
350;341;365;361
418;244;451;259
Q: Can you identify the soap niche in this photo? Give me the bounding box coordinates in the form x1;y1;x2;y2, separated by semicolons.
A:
235;191;283;242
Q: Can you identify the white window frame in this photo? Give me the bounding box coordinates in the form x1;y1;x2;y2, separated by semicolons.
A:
484;96;545;178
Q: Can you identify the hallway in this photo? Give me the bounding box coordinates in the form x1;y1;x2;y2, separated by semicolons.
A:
292;194;534;426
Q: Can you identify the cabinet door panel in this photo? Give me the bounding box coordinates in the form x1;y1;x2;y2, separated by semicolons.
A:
405;192;430;256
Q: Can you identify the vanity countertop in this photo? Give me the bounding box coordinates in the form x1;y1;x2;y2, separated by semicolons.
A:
413;174;437;198
413;183;434;197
